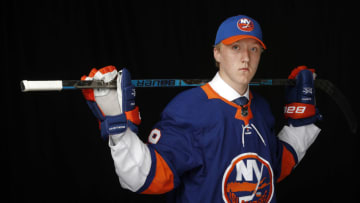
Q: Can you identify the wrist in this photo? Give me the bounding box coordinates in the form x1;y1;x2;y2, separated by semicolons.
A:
100;114;127;140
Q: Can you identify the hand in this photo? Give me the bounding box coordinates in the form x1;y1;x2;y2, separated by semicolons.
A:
285;65;321;126
81;66;140;140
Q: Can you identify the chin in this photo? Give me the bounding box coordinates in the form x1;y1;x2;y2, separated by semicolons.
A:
236;77;251;85
236;73;253;83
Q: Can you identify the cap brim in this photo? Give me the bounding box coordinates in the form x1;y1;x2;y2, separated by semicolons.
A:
222;35;266;49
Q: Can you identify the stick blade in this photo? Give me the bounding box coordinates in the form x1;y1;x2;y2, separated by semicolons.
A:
315;80;358;134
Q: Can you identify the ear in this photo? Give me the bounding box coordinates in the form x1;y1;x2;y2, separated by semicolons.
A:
213;46;221;64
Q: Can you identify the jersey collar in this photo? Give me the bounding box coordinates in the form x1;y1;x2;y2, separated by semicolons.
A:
208;72;249;102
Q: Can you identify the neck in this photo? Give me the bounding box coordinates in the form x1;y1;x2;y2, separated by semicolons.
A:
234;85;248;96
218;72;248;96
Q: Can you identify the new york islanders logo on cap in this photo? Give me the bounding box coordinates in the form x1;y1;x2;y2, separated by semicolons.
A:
222;153;274;203
237;17;254;32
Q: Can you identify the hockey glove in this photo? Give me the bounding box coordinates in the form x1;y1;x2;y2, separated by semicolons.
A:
81;66;141;140
285;65;322;127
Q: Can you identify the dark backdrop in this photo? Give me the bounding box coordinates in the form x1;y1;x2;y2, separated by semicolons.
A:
3;0;359;202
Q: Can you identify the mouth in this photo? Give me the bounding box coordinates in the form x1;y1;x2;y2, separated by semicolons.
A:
239;67;249;71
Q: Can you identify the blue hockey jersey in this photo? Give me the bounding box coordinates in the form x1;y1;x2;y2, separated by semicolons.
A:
136;82;299;203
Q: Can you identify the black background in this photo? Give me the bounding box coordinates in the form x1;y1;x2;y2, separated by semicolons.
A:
3;0;359;202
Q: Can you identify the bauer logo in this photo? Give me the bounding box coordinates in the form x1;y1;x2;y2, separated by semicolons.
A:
222;153;274;203
237;18;254;32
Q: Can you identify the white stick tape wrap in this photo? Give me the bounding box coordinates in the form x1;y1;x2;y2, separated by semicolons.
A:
21;80;63;92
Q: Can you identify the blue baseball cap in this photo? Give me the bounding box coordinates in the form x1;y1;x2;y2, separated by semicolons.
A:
214;15;266;49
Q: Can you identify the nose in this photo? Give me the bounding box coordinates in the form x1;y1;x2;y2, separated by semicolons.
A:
240;49;250;64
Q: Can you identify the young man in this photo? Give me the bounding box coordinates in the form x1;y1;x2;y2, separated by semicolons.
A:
82;15;321;202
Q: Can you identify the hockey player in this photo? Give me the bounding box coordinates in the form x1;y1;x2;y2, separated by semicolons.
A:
81;15;321;202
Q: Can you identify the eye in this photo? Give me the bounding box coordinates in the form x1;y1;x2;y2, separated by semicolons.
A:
232;45;240;50
250;47;258;52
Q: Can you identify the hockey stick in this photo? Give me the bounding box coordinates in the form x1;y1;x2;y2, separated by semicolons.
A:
20;78;285;91
20;79;358;134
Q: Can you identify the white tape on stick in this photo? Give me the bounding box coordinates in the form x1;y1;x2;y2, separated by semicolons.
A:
21;80;63;92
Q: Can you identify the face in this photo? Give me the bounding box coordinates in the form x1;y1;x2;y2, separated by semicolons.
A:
213;38;262;94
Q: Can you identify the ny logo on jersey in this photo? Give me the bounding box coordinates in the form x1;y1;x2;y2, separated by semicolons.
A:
236;159;263;182
222;153;274;203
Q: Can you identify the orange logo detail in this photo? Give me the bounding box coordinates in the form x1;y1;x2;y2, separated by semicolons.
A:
222;153;274;203
237;18;254;32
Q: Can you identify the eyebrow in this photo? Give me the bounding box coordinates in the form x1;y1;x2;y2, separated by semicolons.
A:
231;40;261;46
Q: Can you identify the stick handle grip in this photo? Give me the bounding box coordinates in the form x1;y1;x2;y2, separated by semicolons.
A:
21;80;63;92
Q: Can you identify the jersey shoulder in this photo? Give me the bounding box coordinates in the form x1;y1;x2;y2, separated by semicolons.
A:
251;91;271;109
251;91;276;127
163;86;209;116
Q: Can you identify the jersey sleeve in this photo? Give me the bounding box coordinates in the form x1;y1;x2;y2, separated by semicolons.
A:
273;123;320;182
272;139;299;182
137;89;205;194
278;124;321;162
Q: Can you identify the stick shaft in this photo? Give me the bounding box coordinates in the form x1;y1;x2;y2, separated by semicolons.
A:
21;79;294;92
133;79;295;87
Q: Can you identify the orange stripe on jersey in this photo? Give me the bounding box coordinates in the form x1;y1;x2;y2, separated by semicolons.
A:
234;104;253;126
201;84;253;125
277;145;296;183
201;83;221;100
141;150;174;194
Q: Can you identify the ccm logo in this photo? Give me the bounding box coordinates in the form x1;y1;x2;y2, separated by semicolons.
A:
284;106;306;114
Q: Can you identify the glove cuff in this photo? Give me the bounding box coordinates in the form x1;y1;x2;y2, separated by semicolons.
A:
99;108;141;140
284;102;316;119
286;106;322;127
100;114;127;140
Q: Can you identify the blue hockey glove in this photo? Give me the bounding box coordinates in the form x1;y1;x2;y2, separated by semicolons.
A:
285;66;322;126
81;66;141;140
